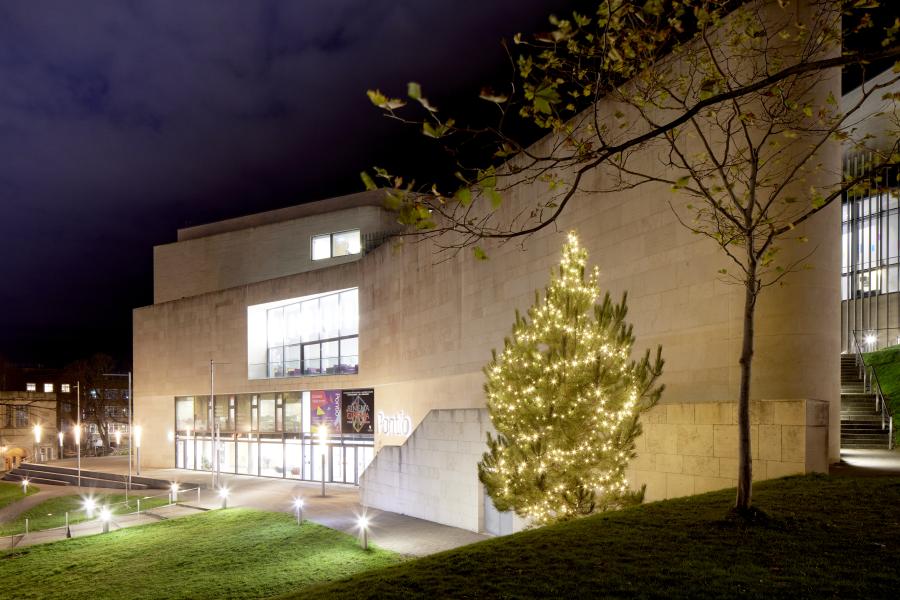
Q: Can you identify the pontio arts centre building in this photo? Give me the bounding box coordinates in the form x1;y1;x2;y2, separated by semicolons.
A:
135;6;896;536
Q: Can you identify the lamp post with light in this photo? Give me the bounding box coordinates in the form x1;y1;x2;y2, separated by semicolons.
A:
103;372;133;499
75;382;82;487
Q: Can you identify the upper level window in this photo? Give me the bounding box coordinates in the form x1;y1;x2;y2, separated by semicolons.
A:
44;383;54;393
61;384;71;393
311;229;361;261
265;288;359;378
26;383;36;392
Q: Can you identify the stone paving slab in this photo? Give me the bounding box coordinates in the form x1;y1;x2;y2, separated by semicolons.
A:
5;502;207;550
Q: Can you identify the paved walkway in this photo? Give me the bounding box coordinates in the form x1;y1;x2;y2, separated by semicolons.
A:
6;503;205;550
0;484;80;523
37;456;489;556
829;448;900;477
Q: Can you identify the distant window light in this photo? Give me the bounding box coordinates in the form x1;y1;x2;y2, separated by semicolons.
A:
61;384;71;393
26;383;36;392
44;383;54;393
311;229;361;261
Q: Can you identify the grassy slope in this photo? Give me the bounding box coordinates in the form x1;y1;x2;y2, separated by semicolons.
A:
0;492;171;536
0;481;38;511
290;475;900;600
0;508;402;600
862;345;900;443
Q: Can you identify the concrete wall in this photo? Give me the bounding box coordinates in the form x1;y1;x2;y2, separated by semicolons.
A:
360;408;493;532
630;399;828;501
154;202;396;303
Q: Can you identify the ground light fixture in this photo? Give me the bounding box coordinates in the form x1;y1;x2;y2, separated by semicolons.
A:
357;515;370;550
293;497;305;525
83;498;96;518
99;507;111;533
170;482;180;503
21;478;29;494
218;487;229;509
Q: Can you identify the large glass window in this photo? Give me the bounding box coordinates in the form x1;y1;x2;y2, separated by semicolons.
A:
265;288;359;378
176;397;194;431
259;395;277;432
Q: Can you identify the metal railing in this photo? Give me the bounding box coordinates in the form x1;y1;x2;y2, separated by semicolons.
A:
5;486;202;549
850;331;895;449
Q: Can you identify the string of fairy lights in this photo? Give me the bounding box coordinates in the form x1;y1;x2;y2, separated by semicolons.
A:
480;232;657;526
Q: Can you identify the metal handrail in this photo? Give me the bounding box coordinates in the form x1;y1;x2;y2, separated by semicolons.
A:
850;331;895;449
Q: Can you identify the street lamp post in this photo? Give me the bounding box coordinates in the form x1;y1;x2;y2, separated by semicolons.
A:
318;425;328;497
75;382;81;487
104;371;132;503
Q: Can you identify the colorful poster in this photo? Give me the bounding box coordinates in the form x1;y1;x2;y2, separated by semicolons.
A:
341;388;375;434
310;389;341;431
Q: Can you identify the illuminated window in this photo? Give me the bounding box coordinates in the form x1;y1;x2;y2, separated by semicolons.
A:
26;383;36;392
44;383;54;393
61;384;71;393
265;288;359;377
311;230;361;260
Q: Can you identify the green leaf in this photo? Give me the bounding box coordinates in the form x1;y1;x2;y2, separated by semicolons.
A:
455;187;473;207
672;176;690;190
473;246;489;261
407;82;421;100
488;188;503;209
384;193;402;211
360;171;377;191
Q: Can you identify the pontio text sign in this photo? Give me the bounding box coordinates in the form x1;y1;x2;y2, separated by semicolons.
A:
376;410;412;437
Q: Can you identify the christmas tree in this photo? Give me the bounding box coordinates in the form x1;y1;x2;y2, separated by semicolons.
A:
478;232;664;527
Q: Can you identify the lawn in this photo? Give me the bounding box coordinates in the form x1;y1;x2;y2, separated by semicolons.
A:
0;481;38;511
0;508;402;600
862;345;900;444
0;492;172;536
288;475;900;599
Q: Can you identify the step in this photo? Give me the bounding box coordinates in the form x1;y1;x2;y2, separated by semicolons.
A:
16;463;188;490
0;473;70;486
4;468;147;490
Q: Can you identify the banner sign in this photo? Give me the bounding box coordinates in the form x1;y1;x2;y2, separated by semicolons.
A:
310;390;341;430
341;388;375;434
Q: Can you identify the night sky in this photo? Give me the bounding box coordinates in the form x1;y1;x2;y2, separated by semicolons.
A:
0;1;890;368
0;0;574;367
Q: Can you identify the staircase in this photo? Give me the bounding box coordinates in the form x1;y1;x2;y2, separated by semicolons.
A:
841;354;891;449
1;463;186;490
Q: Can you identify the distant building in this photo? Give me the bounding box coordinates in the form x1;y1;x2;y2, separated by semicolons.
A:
0;391;59;469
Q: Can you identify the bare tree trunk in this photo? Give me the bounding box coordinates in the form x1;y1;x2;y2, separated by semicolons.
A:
735;258;758;511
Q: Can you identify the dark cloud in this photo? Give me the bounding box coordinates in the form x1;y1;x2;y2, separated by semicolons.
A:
0;0;573;366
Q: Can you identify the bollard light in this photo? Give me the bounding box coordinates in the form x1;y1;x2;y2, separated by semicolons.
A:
21;478;29;494
218;487;229;509
293;497;305;525
58;431;64;449
170;482;180;503
99;507;111;533
115;430;122;446
357;515;370;550
83;498;97;518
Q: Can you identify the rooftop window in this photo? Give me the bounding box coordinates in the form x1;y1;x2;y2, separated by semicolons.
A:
311;229;361;261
